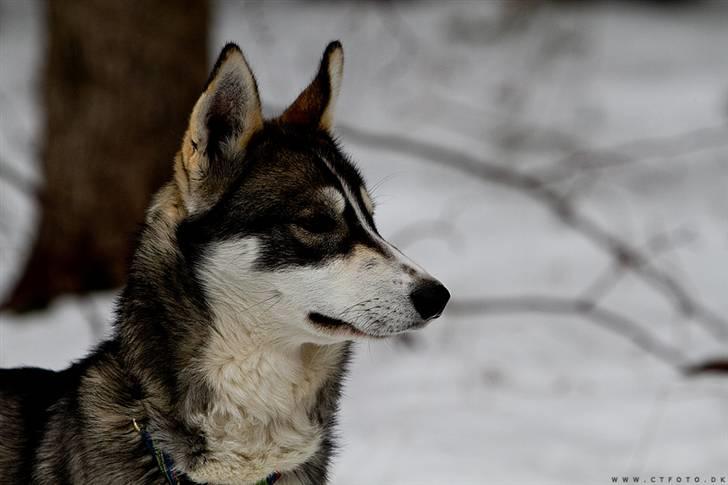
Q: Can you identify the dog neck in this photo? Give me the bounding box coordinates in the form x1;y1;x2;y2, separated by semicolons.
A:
181;292;348;483
115;193;350;483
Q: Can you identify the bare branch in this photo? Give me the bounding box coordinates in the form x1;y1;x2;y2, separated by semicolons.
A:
580;227;696;303
685;360;728;376
538;124;728;183
449;296;687;369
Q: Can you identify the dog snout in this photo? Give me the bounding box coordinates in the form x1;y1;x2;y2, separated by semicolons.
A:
409;280;450;320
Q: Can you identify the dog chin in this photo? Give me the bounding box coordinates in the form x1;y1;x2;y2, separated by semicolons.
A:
306;312;426;340
307;312;381;340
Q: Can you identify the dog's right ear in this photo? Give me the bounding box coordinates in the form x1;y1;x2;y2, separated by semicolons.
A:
175;43;263;214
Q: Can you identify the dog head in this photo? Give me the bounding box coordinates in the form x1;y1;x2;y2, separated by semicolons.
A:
173;42;449;344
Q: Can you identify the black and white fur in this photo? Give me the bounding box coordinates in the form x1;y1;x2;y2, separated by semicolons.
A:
0;41;450;485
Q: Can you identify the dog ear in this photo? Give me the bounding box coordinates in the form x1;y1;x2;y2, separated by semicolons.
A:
278;41;344;131
175;43;263;214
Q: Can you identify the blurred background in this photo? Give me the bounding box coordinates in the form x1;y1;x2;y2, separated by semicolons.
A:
1;1;728;483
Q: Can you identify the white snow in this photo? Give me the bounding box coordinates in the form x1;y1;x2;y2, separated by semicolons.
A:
2;1;728;484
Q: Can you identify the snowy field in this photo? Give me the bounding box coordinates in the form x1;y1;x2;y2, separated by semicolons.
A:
2;1;728;484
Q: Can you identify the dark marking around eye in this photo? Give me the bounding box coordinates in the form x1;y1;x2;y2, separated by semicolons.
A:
296;214;337;234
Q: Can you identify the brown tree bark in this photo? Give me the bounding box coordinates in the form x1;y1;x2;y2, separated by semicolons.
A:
3;0;208;311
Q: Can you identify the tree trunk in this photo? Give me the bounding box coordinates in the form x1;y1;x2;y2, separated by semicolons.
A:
4;0;208;311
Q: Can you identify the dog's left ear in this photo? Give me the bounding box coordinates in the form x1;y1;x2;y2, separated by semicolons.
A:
278;41;344;131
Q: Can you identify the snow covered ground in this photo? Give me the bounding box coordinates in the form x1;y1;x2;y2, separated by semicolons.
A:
2;1;728;484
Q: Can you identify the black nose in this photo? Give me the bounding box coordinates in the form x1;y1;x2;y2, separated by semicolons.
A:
410;280;450;320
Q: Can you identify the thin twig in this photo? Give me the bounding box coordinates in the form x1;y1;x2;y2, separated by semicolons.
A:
538;124;728;183
580;227;696;303
449;296;687;369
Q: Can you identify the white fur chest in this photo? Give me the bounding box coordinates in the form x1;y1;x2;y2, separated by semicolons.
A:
187;326;345;485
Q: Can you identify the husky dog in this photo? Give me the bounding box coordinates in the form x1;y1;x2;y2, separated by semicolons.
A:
0;42;450;484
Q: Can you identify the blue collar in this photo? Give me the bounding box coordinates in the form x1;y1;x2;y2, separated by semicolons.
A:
133;419;281;485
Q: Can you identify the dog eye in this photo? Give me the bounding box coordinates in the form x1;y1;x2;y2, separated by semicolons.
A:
296;214;337;234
